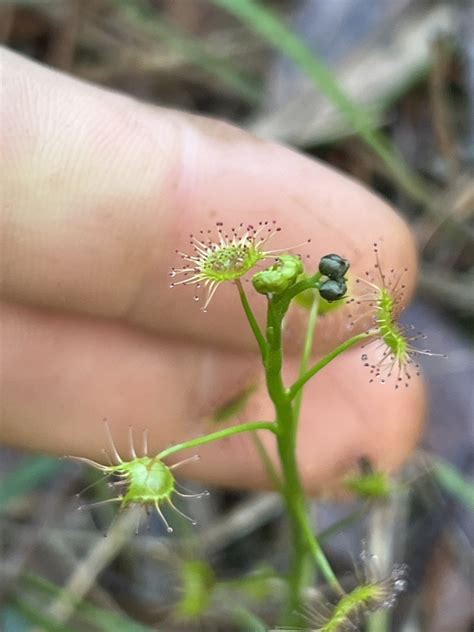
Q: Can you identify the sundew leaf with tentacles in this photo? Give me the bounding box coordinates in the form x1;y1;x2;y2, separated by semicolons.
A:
170;220;310;310
272;556;407;631
348;243;445;388
68;421;208;534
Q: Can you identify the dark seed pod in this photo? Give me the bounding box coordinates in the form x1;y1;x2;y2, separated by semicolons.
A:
319;254;349;280
319;279;347;302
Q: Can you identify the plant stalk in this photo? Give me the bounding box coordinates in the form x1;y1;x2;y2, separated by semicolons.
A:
235;279;267;358
264;297;342;616
157;421;276;460
289;331;371;400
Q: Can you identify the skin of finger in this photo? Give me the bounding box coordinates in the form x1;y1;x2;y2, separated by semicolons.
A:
0;301;258;457
1;49;417;354
0;301;425;493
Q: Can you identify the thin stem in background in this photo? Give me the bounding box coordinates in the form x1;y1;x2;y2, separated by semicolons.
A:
366;489;410;632
47;507;141;625
317;502;372;543
431;455;474;510
291;293;319;590
251;432;282;491
295;502;343;596
293;293;319;425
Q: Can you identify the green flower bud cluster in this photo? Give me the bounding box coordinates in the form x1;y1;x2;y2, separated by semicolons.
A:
318;253;349;302
252;254;304;295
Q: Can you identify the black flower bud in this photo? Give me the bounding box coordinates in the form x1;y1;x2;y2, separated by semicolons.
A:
319;254;349;280
319;279;347;302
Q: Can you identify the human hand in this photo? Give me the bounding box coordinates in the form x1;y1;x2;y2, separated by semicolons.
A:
0;48;425;492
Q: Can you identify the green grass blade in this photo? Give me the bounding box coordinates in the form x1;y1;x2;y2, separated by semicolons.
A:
233;605;268;631
81;606;153;632
211;0;432;205
212;385;257;423
432;457;474;511
119;0;262;103
10;599;75;632
317;503;371;542
22;573;154;632
0;456;61;508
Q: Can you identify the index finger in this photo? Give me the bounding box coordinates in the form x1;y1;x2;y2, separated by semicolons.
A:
1;48;417;349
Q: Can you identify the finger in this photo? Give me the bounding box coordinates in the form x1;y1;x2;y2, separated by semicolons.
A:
0;301;258;456
0;301;424;492
1;49;417;351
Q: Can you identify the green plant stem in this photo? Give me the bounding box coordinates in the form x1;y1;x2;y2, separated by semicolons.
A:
289;332;372;400
263;296;342;616
368;607;390;632
157;421;276;460
235;279;268;358
294;501;343;595
230;276;356;611
278;272;322;309
292;294;319;590
293;293;319;424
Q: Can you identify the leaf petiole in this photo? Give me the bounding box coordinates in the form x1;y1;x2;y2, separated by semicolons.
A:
288;332;372;400
157;421;277;460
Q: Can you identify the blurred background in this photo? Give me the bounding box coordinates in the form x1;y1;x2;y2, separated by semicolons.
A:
0;1;473;630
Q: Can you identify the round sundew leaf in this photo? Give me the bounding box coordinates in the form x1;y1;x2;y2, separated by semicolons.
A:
170;221;284;309
120;458;175;506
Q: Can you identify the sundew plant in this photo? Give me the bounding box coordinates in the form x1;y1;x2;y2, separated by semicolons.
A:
72;222;431;629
